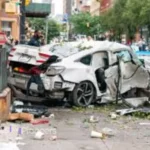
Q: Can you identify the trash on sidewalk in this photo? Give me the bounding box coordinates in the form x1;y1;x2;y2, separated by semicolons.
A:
90;131;104;139
89;116;99;123
102;128;115;136
139;122;150;126
110;112;118;119
31;118;49;125
124;97;148;108
34;131;44;140
12;103;50;118
8;113;34;122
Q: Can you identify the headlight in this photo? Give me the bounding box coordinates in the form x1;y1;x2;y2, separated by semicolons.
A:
46;66;65;76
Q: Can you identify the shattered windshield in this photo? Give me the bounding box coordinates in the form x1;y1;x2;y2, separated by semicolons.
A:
49;42;93;58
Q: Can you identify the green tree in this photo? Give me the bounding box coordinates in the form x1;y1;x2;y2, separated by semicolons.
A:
70;12;102;36
27;18;60;42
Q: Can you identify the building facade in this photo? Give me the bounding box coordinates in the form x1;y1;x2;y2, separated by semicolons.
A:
0;0;20;41
90;0;100;16
100;0;114;13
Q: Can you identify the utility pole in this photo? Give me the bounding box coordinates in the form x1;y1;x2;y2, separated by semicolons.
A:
20;0;26;44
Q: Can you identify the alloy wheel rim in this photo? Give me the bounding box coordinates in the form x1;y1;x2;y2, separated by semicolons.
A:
76;82;94;106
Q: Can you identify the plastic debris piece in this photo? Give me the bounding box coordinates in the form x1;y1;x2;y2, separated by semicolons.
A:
102;128;115;136
90;131;104;139
34;131;44;140
31;119;49;125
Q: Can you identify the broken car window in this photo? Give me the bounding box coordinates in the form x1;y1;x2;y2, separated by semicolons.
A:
80;55;92;65
116;50;142;66
116;50;131;62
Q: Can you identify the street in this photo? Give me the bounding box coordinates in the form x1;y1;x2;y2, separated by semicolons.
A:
0;106;150;150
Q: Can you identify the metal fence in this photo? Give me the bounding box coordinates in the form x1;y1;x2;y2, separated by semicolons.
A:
0;45;8;92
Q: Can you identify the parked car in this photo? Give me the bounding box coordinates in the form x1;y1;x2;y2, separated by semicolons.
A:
41;41;150;107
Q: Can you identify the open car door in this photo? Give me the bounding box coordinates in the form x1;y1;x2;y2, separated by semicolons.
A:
117;50;149;94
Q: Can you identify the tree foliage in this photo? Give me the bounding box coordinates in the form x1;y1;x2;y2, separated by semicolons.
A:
27;18;60;41
70;12;102;36
101;0;150;40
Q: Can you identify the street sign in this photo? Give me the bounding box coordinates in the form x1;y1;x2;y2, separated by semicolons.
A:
25;0;31;6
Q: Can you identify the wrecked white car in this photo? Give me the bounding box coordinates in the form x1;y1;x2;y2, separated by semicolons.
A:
41;41;150;107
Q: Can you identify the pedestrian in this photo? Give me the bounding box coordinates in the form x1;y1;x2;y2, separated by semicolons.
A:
138;38;144;51
28;30;41;46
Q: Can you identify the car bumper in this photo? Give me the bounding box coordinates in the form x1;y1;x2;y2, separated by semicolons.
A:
8;72;38;91
41;75;75;92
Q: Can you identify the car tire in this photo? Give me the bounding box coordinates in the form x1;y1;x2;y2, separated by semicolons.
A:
72;81;95;107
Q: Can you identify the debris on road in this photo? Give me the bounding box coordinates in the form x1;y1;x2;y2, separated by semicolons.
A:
90;131;104;139
8;113;34;122
139;122;150;126
116;108;140;116
102;128;115;136
12;102;50;118
50;127;57;141
49;114;55;119
31;118;49;125
110;112;118;119
124;97;148;108
89;116;99;123
34;131;44;140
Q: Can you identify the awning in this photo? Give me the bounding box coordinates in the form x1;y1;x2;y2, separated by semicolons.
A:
26;3;51;18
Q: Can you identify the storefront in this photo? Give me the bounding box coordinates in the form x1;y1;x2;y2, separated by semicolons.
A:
0;0;20;41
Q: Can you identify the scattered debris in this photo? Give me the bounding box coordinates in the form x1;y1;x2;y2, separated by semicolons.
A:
116;107;150;117
124;97;148;108
90;131;104;139
8;113;34;122
13;101;24;106
31;119;49;125
116;108;140;116
89;116;99;123
102;128;115;136
139;122;150;126
50;127;57;141
34;131;44;140
49;114;55;119
110;112;118;119
12;104;50;118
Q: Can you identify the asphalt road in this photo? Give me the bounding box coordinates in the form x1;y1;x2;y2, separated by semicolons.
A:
0;107;150;150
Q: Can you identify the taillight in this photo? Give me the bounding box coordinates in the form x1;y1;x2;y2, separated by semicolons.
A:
36;60;45;63
14;67;27;73
39;53;50;58
11;48;16;51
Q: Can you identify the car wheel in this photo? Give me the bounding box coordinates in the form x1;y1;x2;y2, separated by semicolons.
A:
72;81;95;107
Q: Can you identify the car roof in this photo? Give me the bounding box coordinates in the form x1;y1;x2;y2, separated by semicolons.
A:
63;41;131;61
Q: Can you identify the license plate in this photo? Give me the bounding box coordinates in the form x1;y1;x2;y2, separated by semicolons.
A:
15;78;26;84
19;54;32;62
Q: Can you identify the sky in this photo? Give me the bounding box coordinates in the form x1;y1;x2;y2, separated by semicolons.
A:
52;0;63;16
